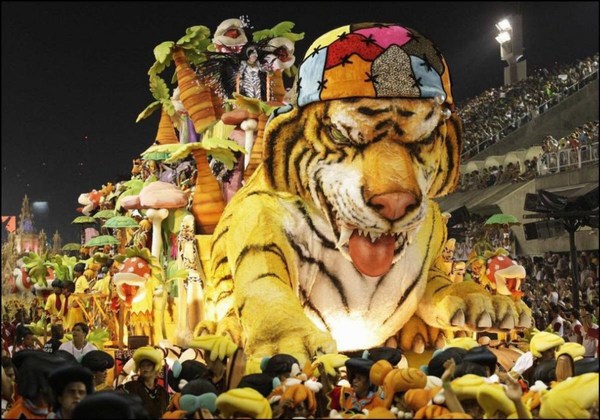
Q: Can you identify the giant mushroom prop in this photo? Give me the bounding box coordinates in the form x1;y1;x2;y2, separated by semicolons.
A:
121;181;188;260
113;255;151;350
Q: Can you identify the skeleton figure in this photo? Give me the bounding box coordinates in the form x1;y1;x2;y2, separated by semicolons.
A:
237;46;267;100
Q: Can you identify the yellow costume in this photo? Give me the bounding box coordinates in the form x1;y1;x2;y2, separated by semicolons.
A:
92;274;111;295
63;274;90;330
75;274;90;294
44;293;66;324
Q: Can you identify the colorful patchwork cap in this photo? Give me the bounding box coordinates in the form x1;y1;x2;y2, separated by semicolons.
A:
296;23;453;109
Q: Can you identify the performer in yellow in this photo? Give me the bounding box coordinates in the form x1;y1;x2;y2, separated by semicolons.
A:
44;279;66;325
74;263;91;294
92;260;118;295
63;263;90;331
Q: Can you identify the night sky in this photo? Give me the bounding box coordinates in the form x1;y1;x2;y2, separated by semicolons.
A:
2;1;598;243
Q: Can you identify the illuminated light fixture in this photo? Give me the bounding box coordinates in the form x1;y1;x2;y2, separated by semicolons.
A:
495;31;511;44
495;19;512;31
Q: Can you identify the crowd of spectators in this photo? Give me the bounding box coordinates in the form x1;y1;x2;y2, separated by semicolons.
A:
517;251;599;353
455;120;599;192
455;160;537;192
1;297;598;419
539;120;599;174
458;53;599;160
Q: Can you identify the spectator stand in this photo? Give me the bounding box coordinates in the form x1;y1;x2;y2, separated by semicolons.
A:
459;53;599;161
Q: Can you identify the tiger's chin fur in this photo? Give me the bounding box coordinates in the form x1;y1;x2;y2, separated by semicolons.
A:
205;97;462;356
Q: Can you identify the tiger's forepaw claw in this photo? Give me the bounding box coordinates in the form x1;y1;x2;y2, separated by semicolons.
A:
518;312;532;329
434;333;446;349
499;314;515;330
412;334;425;354
477;312;493;329
451;310;465;327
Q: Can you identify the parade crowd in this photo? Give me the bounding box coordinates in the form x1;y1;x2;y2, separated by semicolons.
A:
1;248;598;419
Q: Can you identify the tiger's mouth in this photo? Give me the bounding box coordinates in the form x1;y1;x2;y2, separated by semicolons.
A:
335;221;411;277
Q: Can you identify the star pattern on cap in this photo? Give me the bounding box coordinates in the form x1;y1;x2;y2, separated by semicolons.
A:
341;54;353;66
412;75;423;88
420;59;434;72
361;34;376;46
309;45;323;58
364;72;379;85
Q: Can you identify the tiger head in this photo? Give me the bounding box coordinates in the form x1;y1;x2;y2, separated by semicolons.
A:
263;23;462;277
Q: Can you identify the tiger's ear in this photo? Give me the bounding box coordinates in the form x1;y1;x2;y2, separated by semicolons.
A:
429;113;463;198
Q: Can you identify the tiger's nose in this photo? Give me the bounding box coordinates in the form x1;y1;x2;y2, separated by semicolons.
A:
370;192;417;221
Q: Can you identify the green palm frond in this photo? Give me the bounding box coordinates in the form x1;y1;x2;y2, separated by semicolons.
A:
253;21;304;42
164;121;244;169
47;254;78;282
22;251;50;286
165;260;188;283
87;328;110;350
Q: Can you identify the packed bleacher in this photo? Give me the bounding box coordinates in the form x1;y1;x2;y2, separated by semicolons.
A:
458;53;599;160
455;120;599;192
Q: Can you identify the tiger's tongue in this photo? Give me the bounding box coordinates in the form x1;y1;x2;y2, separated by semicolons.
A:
348;231;395;277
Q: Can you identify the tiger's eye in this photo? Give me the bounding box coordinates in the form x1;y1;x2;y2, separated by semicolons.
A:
329;126;349;143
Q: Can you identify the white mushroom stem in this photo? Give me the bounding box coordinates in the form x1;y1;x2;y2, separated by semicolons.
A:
146;208;169;260
240;118;258;170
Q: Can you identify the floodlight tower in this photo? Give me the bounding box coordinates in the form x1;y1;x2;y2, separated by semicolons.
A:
495;15;527;86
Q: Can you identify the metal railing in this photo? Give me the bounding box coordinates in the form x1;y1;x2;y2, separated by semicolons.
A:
537;142;599;175
461;69;599;160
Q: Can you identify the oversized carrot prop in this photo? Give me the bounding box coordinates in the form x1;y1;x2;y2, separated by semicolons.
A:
191;147;225;234
172;47;219;135
155;109;179;145
243;113;268;182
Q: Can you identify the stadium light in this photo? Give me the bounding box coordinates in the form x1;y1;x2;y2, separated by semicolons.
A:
495;14;526;85
495;31;511;44
495;19;512;32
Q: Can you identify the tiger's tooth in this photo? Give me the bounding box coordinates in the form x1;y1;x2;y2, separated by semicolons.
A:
337;225;353;248
369;232;381;242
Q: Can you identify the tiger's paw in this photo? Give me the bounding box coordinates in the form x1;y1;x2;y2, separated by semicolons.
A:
247;326;337;366
193;320;218;337
397;315;447;354
193;317;243;347
419;282;522;333
514;299;533;329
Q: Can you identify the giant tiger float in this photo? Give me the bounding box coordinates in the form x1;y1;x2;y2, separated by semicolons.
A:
55;19;535;369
